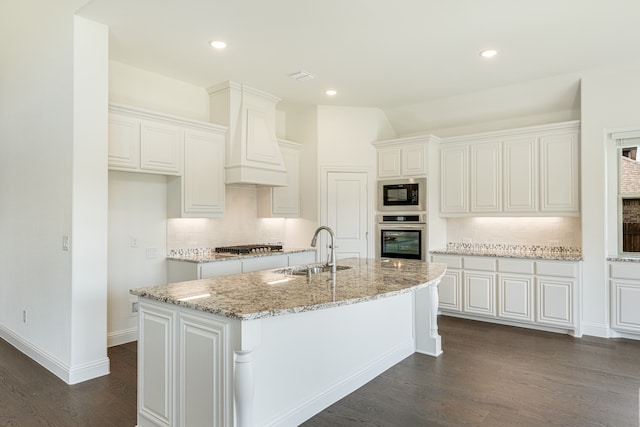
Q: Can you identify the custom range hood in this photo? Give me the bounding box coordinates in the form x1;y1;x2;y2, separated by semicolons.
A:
207;81;287;186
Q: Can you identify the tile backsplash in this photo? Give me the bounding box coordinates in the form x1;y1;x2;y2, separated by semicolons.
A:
445;216;582;247
168;185;286;250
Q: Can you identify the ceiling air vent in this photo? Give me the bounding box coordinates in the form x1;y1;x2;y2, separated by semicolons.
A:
287;70;315;81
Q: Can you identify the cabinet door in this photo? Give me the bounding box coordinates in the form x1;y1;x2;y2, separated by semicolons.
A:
470;142;501;213
536;277;574;327
503;137;538;213
498;274;534;322
464;271;496;316
271;143;300;216
178;312;229;427
140;120;183;175
183;129;225;217
108;113;140;169
439;270;462;311
378;147;401;179
401;144;427;177
440;145;469;214
611;279;640;333
540;132;579;213
138;301;176;427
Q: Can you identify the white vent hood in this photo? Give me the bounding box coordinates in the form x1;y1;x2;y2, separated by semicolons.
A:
207;81;286;186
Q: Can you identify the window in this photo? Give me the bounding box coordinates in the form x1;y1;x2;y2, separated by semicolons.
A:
616;132;640;254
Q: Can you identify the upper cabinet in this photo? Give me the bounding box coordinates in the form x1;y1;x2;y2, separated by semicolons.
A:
373;136;433;179
207;81;287;186
440;121;580;216
109;104;228;218
258;140;302;218
108;106;183;175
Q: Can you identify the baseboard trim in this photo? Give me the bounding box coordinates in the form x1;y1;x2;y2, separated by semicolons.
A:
266;340;414;427
581;322;611;338
108;327;138;347
0;322;110;384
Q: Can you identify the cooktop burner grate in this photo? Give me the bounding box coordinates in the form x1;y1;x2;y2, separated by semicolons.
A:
214;244;283;255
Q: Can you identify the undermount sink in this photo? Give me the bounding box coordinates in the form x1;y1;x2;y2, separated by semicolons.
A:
273;264;352;276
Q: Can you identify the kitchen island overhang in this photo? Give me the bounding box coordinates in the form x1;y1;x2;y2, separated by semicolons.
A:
131;257;446;427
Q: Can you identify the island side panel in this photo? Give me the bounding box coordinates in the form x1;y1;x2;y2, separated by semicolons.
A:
250;292;416;426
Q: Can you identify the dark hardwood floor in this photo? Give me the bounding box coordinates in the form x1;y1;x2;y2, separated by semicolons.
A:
1;317;639;426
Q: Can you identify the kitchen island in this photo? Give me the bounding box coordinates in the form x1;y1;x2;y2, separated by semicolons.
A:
131;257;446;427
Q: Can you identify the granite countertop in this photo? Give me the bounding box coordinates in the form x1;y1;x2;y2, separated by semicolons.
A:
166;247;315;263
431;243;583;261
130;257;447;320
607;256;640;263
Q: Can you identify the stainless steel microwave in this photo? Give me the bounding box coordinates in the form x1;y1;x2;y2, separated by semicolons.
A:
377;178;426;211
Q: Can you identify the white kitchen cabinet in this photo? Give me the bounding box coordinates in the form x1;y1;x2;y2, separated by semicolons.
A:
439;121;580;216
503;137;538;213
288;251;316;266
138;299;232;427
609;262;640;335
109;106;183;176
470;141;502;213
440;145;469;214
200;260;243;279
540;131;580;213
432;253;581;335
535;260;577;328
431;254;463;312
372;137;430;179
257;140;301;218
241;254;288;273
168;128;226;218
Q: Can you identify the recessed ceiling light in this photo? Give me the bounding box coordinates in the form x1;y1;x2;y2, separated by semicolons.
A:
325;89;337;96
209;40;227;49
480;49;497;58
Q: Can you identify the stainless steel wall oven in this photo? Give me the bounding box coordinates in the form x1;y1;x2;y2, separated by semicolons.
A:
376;214;427;261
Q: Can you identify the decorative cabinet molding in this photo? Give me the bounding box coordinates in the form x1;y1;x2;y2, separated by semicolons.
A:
439;121;580;216
138;300;232;427
609;262;640;335
431;254;581;336
257;140;302;218
372;136;435;179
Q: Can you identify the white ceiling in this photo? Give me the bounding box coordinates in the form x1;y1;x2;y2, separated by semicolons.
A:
78;0;640;135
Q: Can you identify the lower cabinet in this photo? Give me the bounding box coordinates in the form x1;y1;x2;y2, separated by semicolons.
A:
610;262;640;335
167;251;316;282
138;299;232;427
431;254;581;335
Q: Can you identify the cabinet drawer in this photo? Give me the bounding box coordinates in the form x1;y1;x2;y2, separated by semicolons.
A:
610;262;640;280
498;259;534;274
536;261;577;278
463;257;496;271
431;255;462;269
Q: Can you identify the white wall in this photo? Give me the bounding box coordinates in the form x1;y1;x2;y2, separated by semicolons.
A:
0;1;109;384
580;61;640;337
108;171;168;346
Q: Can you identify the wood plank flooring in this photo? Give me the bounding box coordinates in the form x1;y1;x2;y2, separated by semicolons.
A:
1;317;639;426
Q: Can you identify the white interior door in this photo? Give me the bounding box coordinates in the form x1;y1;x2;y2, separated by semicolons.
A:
325;171;369;260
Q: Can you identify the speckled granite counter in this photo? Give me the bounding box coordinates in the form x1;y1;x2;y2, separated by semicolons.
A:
607;256;640;263
131;257;447;320
431;243;583;261
166;246;314;263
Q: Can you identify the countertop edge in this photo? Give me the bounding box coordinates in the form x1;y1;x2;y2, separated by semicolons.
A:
430;249;583;262
167;247;315;264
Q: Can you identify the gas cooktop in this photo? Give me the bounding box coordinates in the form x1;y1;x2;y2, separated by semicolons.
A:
214;244;283;255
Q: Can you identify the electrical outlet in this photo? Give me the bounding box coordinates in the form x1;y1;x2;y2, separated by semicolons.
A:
130;237;138;248
130;300;139;317
22;310;27;324
62;235;70;251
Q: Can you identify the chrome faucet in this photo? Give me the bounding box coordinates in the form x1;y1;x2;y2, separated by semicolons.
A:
310;226;336;274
